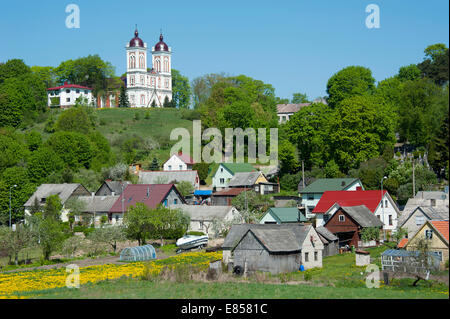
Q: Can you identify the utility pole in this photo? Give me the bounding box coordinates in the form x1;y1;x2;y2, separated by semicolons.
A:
412;158;416;197
9;185;17;229
381;176;387;241
302;160;305;189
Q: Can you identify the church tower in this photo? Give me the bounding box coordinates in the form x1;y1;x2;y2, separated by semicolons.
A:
125;28;172;107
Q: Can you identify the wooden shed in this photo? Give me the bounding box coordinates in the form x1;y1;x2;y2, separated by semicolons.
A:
233;228;302;275
316;226;339;257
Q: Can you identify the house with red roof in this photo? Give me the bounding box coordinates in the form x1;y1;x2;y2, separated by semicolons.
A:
404;220;449;269
47;81;94;108
311;189;400;232
163;151;195;171
108;184;185;225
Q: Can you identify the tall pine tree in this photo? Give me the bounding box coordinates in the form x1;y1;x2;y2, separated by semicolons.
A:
118;86;130;107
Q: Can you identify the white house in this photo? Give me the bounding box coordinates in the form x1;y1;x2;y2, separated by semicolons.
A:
212;163;256;191
311;190;400;233
163;152;195;171
277;103;310;123
47;82;94;108
174;204;243;237
299;178;364;219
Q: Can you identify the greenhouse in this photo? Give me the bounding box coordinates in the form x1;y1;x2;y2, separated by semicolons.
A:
119;245;157;262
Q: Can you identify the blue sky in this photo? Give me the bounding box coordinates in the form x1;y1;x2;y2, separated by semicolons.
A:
0;0;448;100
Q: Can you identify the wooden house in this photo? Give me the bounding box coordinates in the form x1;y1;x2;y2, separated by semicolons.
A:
324;205;383;249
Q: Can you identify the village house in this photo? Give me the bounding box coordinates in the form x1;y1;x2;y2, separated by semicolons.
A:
403;220;449;269
138;170;199;190
399;206;449;239
315;226;339;257
259;207;307;224
174;204;243;237
276;103;310;123
401;190;449;223
222;223;323;274
76;195;120;227
24;183;90;222
108;184;185;225
163;151;195;171
95;180;131;196
227;171;279;195
311;189;400;233
212;163;256;191
323;205;383;249
299;178;364;218
46;82;94;108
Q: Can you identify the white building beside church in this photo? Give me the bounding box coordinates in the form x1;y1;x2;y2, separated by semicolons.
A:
125;29;172;107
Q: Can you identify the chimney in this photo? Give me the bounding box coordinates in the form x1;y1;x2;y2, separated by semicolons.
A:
341;181;346;187
356;186;362;191
111;192;115;196
178;150;182;156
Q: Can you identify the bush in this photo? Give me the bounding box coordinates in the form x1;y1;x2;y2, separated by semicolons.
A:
304;272;312;281
445;259;449;270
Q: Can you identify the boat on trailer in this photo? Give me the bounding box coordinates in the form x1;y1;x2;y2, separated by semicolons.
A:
176;234;208;253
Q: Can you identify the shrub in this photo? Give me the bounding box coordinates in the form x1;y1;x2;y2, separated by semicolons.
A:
187;231;205;236
445;259;449;270
304;272;312;281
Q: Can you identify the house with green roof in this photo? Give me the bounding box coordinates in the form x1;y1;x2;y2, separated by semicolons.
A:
299;178;364;218
212;163;256;191
259;207;307;224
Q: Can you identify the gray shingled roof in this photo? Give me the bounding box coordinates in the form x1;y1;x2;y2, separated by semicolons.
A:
277;103;310;114
340;205;383;228
415;191;448;200
400;206;449;226
24;184;87;207
246;228;301;253
316;226;338;242
222;223;312;251
77;195;120;213
228;172;262;187
139;170;198;185
173;204;237;221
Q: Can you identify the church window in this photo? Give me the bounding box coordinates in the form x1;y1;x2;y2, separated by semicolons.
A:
141;95;145;105
152;78;155;86
158;78;161;88
155;59;161;72
141;75;144;84
130;95;135;104
139;54;145;69
129;54;136;68
130;76;135;86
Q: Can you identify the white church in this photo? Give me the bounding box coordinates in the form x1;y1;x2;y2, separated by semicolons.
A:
125;29;173;107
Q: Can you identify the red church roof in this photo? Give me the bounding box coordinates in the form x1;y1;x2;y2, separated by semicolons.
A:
312;190;387;214
109;184;182;213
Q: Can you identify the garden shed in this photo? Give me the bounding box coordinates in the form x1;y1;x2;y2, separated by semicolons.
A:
119;245;157;262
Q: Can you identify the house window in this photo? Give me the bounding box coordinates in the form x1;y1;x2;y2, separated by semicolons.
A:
415;216;425;226
305;252;309;262
388;215;392;226
377;215;381;220
179;165;182;170
339;215;345;222
385;200;388;208
168;165;172;170
425;229;433;239
436;251;443;261
255;186;259;192
220;168;223;173
268;185;273;191
314;251;318;261
174;198;178;205
431;199;436;206
84;90;88;94
76;89;80;93
220;178;225;184
307;194;314;200
323;214;330;223
66;89;70;93
66;98;70;102
164;199;168;207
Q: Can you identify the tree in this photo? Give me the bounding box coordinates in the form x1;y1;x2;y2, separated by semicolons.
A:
0;224;34;265
42;195;63;221
46;131;93;169
328;95;396;172
291;92;309;103
27;146;64;184
393;227;407;246
0;133;29;173
171;69;191;108
323;160;343;178
278;140;299;175
418;45;449;86
149;157;159;171
0;59;31;84
37;217;68;260
152;206;190;245
176;181;194;197
30;66;56;88
163;96;171;107
191;73;227;109
193;162;209;183
231;191;273;222
123;203;152;245
61;235;86;258
326;66;376;108
25;131;42;152
55;106;93;134
87;226;126;254
423;43;447;61
118;85;130;107
360;227;380;243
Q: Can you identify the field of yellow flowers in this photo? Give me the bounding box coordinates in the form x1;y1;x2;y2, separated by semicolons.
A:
0;251;222;299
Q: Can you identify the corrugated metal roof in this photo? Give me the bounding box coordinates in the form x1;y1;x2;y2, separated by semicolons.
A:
173;204;236;221
265;207;307;223
77;195;120;213
316;226;338;242
139;170;198;185
221;163;256;174
300;178;361;194
312;190;387;214
248;228;301;253
228;172;263;187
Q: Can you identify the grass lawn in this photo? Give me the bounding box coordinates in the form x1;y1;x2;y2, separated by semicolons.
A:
18;278;449;299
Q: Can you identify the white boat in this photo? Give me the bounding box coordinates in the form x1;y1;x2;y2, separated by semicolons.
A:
176;234;208;251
